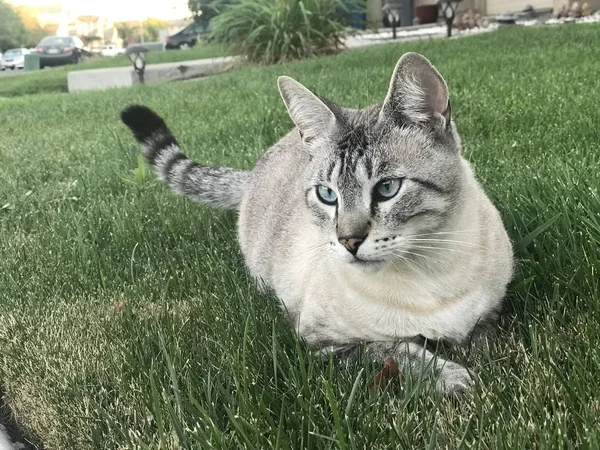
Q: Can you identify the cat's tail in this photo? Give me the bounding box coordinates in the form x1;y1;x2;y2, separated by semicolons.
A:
121;105;250;209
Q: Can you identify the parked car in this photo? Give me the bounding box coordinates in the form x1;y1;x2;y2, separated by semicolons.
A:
35;36;88;68
165;22;211;50
100;45;124;57
1;48;32;70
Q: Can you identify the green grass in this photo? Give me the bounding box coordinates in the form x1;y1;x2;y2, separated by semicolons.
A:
1;24;600;449
0;43;230;98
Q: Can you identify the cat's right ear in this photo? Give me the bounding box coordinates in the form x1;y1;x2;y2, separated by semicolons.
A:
379;53;450;132
277;76;337;145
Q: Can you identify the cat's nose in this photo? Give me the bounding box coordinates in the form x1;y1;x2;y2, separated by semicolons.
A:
338;236;365;255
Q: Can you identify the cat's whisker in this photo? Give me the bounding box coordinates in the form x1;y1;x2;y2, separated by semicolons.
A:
403;248;447;264
399;254;433;272
405;244;477;259
389;249;446;270
388;255;415;273
386;251;421;273
300;241;332;252
402;228;493;239
296;242;332;259
392;254;443;274
405;238;491;251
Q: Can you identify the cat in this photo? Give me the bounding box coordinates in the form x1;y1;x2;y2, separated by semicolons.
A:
121;52;514;394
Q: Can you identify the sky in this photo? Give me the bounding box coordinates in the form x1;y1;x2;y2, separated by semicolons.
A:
9;0;192;21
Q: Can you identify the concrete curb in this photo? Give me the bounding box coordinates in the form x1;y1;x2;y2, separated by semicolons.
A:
67;56;240;93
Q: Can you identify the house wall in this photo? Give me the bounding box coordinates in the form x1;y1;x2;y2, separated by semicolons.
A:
366;0;600;25
366;0;445;27
476;0;600;16
365;0;484;27
366;0;383;28
486;0;552;15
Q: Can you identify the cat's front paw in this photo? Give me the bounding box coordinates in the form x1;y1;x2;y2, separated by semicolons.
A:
435;361;473;395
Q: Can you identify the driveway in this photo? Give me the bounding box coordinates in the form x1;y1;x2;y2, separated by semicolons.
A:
0;69;25;77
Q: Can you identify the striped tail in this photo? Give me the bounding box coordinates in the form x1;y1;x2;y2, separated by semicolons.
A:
121;105;250;209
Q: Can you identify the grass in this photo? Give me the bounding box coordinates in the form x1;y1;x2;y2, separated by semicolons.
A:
0;43;230;98
1;23;600;449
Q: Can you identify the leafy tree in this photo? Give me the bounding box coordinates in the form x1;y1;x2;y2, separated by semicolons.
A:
115;21;138;44
116;19;169;45
188;0;226;26
15;5;38;30
144;18;169;42
15;5;55;47
0;0;27;51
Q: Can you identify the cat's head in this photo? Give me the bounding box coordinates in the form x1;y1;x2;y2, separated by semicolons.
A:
278;53;465;272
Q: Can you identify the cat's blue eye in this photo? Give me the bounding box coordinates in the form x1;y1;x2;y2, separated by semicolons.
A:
374;178;402;201
316;185;338;205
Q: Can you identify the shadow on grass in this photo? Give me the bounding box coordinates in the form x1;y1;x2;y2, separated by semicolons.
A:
0;387;43;450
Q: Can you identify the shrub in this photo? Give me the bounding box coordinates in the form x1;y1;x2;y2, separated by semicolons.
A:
211;0;363;64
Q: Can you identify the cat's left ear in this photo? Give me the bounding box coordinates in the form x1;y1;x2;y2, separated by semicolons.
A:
379;52;451;131
278;76;339;144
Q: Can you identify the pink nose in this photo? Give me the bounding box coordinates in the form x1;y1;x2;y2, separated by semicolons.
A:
338;236;364;255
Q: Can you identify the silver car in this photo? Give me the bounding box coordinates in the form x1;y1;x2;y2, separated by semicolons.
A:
0;48;31;70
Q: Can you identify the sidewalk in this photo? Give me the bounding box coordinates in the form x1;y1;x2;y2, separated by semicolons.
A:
344;23;499;48
67;56;239;93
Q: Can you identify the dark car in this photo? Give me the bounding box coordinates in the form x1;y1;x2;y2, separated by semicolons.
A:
36;36;88;68
165;23;210;50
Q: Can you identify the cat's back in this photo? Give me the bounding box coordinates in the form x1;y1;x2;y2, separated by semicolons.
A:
237;129;308;281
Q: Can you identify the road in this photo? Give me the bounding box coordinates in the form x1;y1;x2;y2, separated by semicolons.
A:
0;69;27;77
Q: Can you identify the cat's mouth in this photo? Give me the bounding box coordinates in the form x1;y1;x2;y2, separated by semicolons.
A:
351;257;384;268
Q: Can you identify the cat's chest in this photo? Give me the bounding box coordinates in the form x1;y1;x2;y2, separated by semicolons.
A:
291;267;488;345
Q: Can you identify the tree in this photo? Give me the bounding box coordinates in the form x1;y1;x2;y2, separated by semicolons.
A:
115;21;140;44
0;0;27;51
116;19;169;45
144;18;169;42
15;5;38;30
188;0;225;26
15;5;53;48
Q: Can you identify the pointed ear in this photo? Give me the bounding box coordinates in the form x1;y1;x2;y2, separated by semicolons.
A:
379;53;451;130
278;76;338;144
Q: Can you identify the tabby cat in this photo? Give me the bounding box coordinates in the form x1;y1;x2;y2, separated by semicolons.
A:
121;53;513;393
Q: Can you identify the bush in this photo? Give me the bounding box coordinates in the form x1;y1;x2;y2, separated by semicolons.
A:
211;0;362;64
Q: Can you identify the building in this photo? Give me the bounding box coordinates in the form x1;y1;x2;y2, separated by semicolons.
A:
34;3;65;28
16;3;121;49
58;15;121;50
367;0;599;27
457;0;599;15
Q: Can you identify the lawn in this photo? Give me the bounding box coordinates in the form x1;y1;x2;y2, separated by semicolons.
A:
0;43;230;98
1;24;600;449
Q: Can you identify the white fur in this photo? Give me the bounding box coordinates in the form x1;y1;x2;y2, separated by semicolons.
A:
236;54;513;392
242;157;512;347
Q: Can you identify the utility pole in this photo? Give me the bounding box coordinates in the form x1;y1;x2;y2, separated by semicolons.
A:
140;19;145;43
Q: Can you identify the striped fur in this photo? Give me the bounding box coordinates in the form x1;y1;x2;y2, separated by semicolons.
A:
121;105;250;209
120;54;514;395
